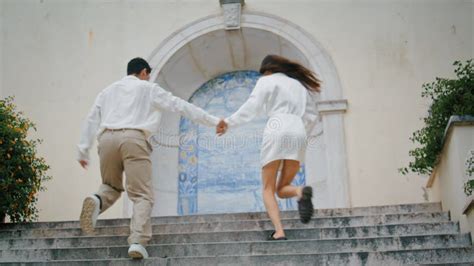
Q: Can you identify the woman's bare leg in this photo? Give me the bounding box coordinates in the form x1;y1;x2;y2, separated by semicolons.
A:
277;160;314;223
262;160;285;238
276;160;303;199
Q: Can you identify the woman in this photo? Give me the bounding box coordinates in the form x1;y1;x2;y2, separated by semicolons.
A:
217;55;321;240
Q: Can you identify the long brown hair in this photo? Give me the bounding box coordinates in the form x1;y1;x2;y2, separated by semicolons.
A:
259;55;321;92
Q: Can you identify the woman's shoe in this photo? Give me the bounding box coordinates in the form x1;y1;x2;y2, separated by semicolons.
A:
267;231;288;241
298;186;314;224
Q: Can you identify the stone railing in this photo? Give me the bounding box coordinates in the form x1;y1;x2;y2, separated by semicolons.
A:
427;115;474;239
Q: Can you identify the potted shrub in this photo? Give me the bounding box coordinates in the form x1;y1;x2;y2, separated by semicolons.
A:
0;96;51;223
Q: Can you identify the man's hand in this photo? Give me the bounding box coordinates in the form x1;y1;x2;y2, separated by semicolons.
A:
216;119;228;136
79;160;89;169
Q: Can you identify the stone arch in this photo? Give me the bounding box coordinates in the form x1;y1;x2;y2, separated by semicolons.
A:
141;11;350;216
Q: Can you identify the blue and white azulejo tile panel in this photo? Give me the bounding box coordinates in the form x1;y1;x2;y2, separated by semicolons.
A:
178;71;305;215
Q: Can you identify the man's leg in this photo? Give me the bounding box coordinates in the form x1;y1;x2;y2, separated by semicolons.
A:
97;130;125;210
120;130;153;258
80;131;124;234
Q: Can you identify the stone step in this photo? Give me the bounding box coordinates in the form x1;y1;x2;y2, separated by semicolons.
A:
159;247;474;266
0;202;442;230
0;234;470;262
0;212;449;239
9;247;469;266
0;222;460;250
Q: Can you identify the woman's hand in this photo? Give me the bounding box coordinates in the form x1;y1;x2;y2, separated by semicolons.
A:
216;119;228;136
78;159;89;169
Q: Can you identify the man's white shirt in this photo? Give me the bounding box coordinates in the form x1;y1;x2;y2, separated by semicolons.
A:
77;75;220;161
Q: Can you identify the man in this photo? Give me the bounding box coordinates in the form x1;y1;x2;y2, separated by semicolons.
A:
77;58;219;259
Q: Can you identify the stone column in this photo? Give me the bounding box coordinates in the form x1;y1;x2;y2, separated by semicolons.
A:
319;100;351;208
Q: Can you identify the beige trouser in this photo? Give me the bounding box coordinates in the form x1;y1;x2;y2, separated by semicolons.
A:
96;129;153;246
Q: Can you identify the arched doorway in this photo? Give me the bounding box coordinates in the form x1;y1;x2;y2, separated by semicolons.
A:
177;71;305;214
134;11;350;217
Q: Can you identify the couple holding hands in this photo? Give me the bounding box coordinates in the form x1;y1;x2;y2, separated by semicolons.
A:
77;55;320;259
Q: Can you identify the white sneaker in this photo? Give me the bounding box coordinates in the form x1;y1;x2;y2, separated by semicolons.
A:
128;243;149;259
79;195;100;235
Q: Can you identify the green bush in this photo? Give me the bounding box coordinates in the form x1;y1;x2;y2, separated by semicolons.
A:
464;151;474;196
0;96;51;223
400;60;474;176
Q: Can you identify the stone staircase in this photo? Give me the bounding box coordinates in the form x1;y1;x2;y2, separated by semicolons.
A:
0;202;473;265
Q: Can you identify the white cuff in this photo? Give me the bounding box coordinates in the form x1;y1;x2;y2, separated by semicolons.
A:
209;115;221;126
77;149;90;161
224;117;232;127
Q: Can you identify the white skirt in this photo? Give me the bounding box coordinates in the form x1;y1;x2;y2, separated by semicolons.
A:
260;113;307;168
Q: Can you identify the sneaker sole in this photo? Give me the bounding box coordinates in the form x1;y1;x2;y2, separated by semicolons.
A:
80;197;96;235
128;250;145;259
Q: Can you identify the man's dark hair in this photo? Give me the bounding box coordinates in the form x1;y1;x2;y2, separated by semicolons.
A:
127;57;152;75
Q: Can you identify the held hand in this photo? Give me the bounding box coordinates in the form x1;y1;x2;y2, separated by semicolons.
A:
79;160;89;169
216;119;228;136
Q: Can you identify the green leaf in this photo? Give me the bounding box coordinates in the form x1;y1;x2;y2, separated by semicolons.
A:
402;60;474;176
0;96;51;223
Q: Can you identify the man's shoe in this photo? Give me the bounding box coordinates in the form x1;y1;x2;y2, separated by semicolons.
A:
79;195;100;235
128;243;149;259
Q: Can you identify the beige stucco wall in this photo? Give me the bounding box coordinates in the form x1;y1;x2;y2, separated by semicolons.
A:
1;0;473;221
0;0;220;222
428;124;474;233
243;0;473;208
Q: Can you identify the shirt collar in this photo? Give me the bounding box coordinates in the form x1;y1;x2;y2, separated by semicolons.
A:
124;75;139;80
